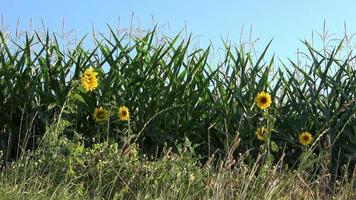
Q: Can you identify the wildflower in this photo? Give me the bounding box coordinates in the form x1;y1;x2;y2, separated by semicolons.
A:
189;174;195;182
256;127;266;141
118;106;130;121
81;67;98;92
93;107;109;123
255;91;272;110
299;131;313;146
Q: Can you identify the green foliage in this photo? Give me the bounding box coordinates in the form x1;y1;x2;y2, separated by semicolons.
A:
0;131;355;199
0;27;355;175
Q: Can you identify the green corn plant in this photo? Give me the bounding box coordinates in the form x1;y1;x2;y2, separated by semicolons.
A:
0;27;355;176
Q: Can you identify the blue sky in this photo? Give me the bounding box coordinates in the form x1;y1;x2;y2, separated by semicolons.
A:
1;0;355;60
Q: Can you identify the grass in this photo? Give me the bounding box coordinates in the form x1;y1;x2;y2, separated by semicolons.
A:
0;125;355;199
0;25;355;199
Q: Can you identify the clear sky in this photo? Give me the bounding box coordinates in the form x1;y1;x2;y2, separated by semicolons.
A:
1;0;355;60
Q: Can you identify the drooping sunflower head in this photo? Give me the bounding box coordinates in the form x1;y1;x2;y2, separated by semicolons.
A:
299;131;313;146
255;91;272;110
256;127;266;141
118;106;130;121
81;68;99;92
93;107;109;123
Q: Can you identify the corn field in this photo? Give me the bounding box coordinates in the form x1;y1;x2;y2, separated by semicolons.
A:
0;27;355;199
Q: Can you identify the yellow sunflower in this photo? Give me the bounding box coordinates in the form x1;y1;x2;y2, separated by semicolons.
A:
299;132;313;146
255;91;272;110
256;127;266;141
118;106;130;121
93;107;109;123
81;68;98;92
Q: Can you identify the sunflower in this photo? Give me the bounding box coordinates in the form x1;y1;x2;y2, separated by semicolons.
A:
118;106;130;121
299;132;313;146
93;107;109;123
256;127;266;141
255;91;272;110
81;68;98;92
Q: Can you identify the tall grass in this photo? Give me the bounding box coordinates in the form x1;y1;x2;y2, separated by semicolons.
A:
0;119;355;199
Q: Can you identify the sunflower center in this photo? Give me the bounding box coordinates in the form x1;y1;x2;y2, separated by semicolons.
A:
121;111;127;116
96;111;106;119
303;135;310;141
260;97;267;104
